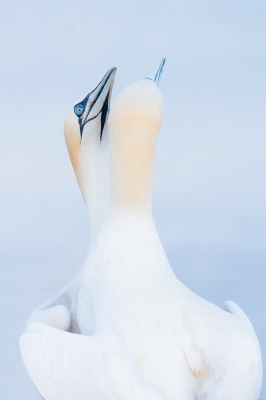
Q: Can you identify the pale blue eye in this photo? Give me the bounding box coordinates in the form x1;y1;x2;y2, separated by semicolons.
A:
74;104;84;116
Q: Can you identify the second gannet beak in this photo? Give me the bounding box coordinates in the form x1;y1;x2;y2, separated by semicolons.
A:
145;58;166;87
74;67;117;139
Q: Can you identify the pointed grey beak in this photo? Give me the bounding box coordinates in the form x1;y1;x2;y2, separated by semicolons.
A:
74;67;116;139
145;58;166;87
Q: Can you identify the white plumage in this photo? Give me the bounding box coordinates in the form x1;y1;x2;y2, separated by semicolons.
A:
20;60;263;400
23;68;116;334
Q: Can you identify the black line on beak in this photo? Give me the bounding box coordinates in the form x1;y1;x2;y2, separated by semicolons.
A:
100;92;109;141
79;117;84;139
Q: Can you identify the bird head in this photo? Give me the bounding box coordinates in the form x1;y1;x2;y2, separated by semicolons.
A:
63;67;116;240
108;59;165;212
64;67;116;166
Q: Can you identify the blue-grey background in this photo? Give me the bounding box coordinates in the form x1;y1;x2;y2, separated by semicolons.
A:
0;0;265;398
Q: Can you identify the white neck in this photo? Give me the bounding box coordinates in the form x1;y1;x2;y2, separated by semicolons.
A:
69;117;110;244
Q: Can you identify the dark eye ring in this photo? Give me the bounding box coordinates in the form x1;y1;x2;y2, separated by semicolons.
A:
74;104;84;116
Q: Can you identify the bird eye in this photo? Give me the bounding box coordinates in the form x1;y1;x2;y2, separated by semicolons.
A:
74;104;84;116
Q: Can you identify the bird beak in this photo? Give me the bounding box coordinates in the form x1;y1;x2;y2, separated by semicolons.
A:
145;58;166;87
74;67;117;139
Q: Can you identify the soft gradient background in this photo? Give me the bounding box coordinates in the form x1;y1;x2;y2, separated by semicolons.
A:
0;0;265;398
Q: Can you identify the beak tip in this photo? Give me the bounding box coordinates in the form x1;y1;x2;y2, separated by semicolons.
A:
145;57;166;87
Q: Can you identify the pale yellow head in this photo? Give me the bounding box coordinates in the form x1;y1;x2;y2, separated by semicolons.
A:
63;68;116;242
108;79;163;213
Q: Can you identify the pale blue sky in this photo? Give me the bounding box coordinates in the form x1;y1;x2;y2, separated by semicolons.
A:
0;0;265;397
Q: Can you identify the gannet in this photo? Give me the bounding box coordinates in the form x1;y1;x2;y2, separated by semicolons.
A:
20;59;262;400
26;67;116;334
77;59;262;399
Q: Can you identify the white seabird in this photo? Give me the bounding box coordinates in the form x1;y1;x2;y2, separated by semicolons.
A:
26;67;116;334
20;59;262;400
